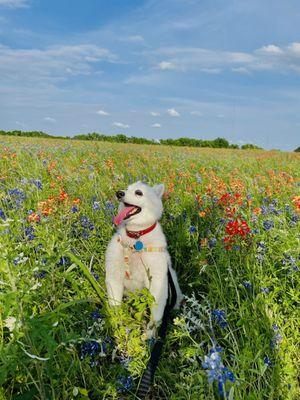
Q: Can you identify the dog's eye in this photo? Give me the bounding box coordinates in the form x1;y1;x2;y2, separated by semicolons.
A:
135;190;143;196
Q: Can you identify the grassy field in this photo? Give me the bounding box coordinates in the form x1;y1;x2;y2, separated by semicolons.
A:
0;136;299;400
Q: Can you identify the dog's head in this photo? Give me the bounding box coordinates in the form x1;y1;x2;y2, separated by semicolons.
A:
114;181;164;228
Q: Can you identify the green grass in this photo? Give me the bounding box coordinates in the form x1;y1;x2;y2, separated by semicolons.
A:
0;136;299;399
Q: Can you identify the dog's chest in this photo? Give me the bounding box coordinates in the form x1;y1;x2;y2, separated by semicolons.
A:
117;233;165;290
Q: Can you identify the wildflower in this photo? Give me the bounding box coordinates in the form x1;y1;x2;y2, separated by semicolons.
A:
0;208;6;220
225;219;251;237
189;226;197;234
261;287;269;294
263;356;272;367
92;201;101;211
27;212;40;223
263;220;274;231
208;238;217;248
34;270;47;279
32;179;42;190
58;256;71;267
117;375;133;393
243;281;252;290
212;309;228;328
24;226;35;241
80;340;101;360
202;347;235;397
58;190;68;201
105;200;114;211
71;205;78;213
91;310;102;319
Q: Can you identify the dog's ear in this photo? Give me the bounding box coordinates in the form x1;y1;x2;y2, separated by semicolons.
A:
153;183;164;198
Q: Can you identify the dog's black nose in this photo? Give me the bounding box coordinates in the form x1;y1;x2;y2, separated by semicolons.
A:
116;190;125;200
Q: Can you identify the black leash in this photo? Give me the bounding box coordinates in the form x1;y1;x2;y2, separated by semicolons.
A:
137;268;177;399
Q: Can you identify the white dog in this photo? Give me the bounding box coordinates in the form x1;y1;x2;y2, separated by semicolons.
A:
105;181;183;337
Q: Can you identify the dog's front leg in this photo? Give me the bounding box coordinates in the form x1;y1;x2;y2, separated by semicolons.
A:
105;234;124;306
146;268;168;338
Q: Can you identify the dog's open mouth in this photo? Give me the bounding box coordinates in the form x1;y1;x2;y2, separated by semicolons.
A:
113;202;141;226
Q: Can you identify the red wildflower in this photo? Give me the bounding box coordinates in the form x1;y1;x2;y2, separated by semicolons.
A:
225;219;251;237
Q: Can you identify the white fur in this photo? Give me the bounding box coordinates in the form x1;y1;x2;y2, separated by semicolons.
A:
105;181;183;337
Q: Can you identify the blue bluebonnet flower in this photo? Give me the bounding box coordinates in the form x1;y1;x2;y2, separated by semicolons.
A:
232;244;240;251
212;309;228;328
0;208;6;220
271;325;282;349
261;287;269;294
263;220;274;231
80;340;101;360
80;215;95;230
92;201;101;211
91;309;102;319
243;281;252;290
7;188;26;208
281;254;298;271
91;270;99;281
58;256;71;267
208;238;217;248
202;347;235;397
31;179;42;190
117;375;133;393
34;270;47;279
261;205;268;215
24;226;35;240
263;356;272;367
119;354;133;368
105;201;115;211
71;205;78;213
189;226;197;234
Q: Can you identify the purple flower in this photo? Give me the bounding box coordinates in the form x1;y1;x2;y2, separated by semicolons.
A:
0;208;6;220
212;309;228;328
24;226;35;240
92;201;101;211
243;281;252;290
189;226;197;234
263;220;274;231
117;375;133;393
208;238;217;248
202;347;235;397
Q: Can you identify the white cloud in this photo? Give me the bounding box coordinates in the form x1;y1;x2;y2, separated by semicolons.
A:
44;116;56;123
113;122;130;129
259;44;283;55
96;109;109;116
123;35;144;43
150;111;160;116
0;44;116;86
167;108;180;117
190;111;203;116
0;0;29;8
157;61;177;70
231;67;251;75
151;123;161;128
148;42;300;76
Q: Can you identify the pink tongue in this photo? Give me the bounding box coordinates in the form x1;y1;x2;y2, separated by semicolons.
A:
113;205;136;226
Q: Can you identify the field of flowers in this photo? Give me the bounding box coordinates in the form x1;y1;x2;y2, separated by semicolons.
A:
0;136;299;400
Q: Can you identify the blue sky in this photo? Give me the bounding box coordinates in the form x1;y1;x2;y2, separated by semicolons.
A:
1;0;300;150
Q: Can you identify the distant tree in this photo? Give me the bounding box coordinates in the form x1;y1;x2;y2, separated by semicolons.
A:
212;137;230;148
295;146;300;152
241;144;262;150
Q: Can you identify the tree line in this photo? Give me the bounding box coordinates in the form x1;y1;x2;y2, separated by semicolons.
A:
0;129;267;150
